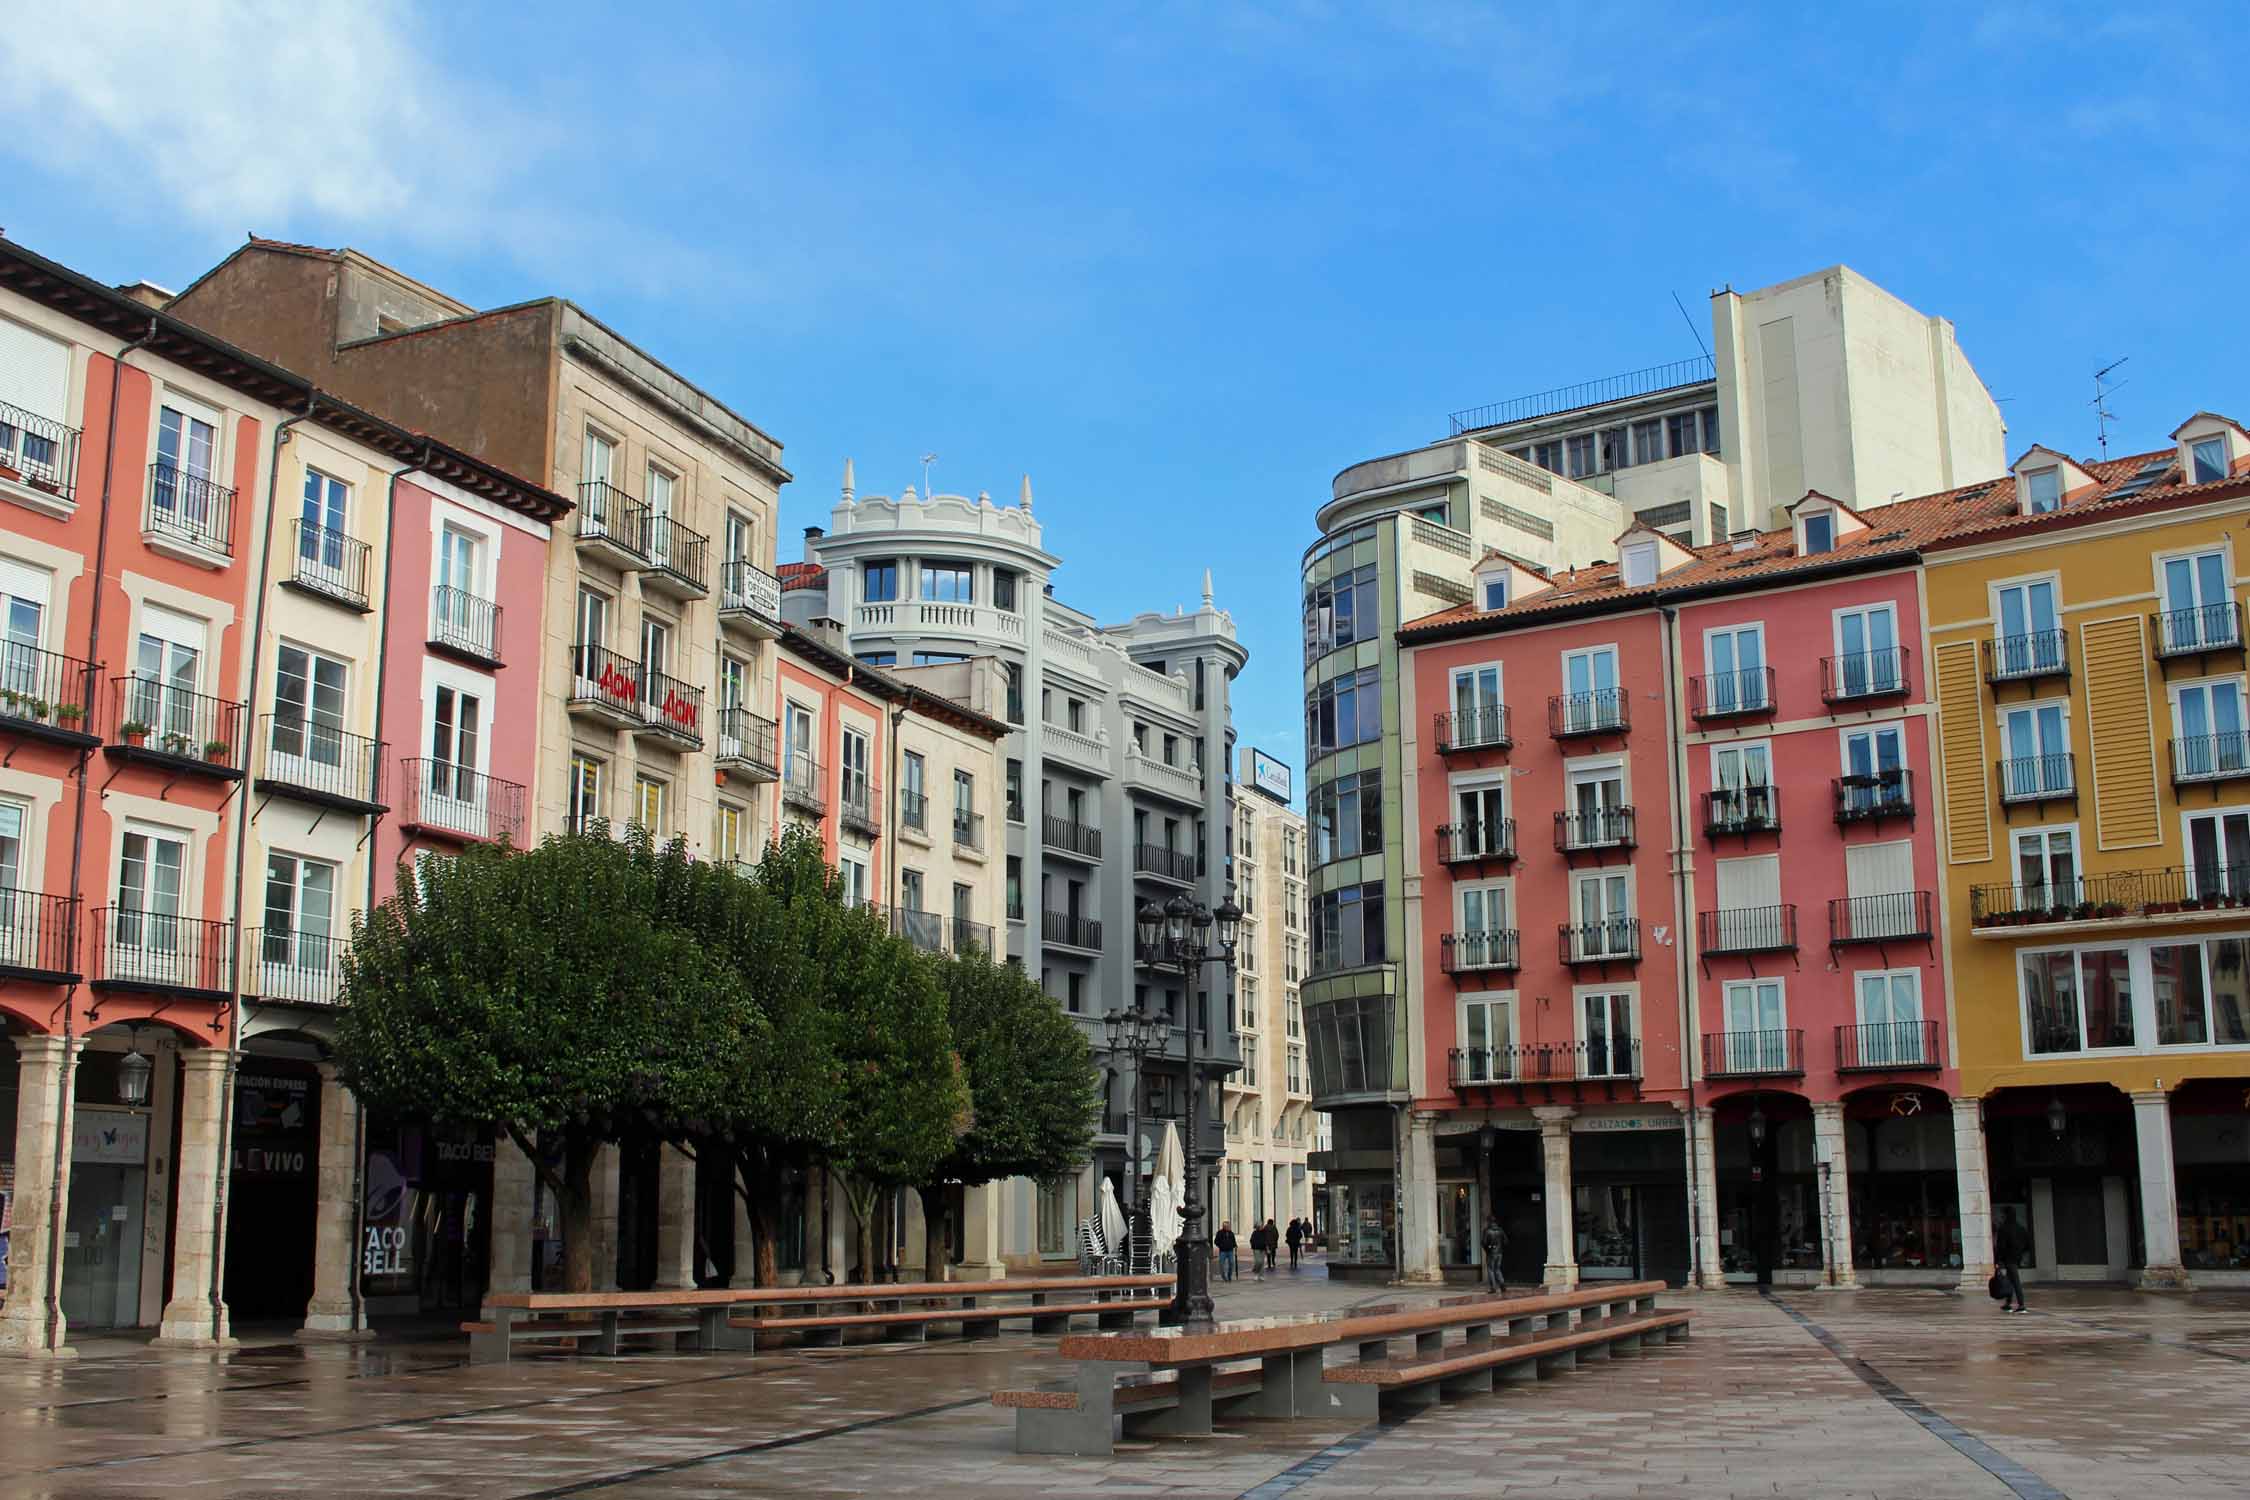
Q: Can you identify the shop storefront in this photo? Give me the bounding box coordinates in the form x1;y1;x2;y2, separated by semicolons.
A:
361;1117;494;1318
1715;1099;1825;1285
2173;1080;2250;1279
1984;1087;2144;1283
223;1058;322;1323
1843;1097;1962;1280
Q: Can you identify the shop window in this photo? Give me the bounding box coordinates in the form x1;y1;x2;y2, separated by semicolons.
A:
2019;946;2135;1053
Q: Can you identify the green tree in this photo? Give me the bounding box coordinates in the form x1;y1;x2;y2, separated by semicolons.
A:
336;826;761;1292
915;950;1100;1278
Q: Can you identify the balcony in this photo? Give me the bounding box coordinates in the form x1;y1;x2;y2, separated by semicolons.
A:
105;676;246;780
1833;769;1913;826
633;667;705;750
642;515;710;600
952;916;996;955
901;789;930;838
1043;815;1102;862
397;760;526;846
430;586;504;668
1702;1028;1805;1079
1821;647;1909;706
782;751;826;818
143;463;235;566
1123;750;1202;806
1697;903;1797;956
1702;785;1779;840
1555;806;1636;855
1982;629;2070;691
1043;910;1103;953
1549;687;1628;740
88;907;232;999
1689;666;1776;721
1559;918;1641;966
286;520;372;612
1434;705;1512;754
1996;752;2075;806
0;643;98;749
1043;721;1110;777
1836;1020;1941;1073
249;927;345;1007
953;811;986;855
576;480;650;567
1447;1039;1642;1096
1828;890;1934;947
1440;928;1520;977
567;644;645;730
0;397;82;515
718;560;784;639
2153;601;2243;664
1437;819;1516;867
1007;795;1026;824
715;708;779;781
0;890;80;983
1134;843;1199;884
2171;733;2250;790
256;716;387;815
838;775;881;839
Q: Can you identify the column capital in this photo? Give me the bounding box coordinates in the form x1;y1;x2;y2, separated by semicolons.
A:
1531;1105;1577;1126
2128;1088;2174;1105
1810;1099;1848;1120
8;1032;81;1066
312;1058;340;1083
178;1046;235;1075
1950;1095;1985;1121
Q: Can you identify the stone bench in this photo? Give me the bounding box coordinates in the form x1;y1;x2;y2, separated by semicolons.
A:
1318;1307;1691;1418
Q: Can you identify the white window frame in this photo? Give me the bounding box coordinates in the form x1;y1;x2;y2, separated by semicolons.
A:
1452;879;1513;972
2152;542;2239;654
2189;435;2228;485
1448;660;1505;747
1719;978;1789;1071
2179;806;2250;901
1567;867;1634;960
1708;739;1775;826
1851;968;1927;1066
2009;821;2081;910
1559;644;1621;732
2015;941;2139;1056
1448;768;1507;859
1576;987;1636;1078
1798;508;1835;554
1997;697;2073;799
2168;673;2249;783
1456;992;1516;1081
1620;540;1657;587
1701;620;1768;712
2022;466;2061;513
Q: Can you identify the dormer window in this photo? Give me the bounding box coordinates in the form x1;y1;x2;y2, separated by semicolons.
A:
1481;576;1508;611
1801;511;1834;555
2024;468;2061;513
1621;540;1658;587
2191;436;2227;485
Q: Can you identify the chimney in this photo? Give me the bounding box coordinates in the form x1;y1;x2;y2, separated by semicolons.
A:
803;525;824;563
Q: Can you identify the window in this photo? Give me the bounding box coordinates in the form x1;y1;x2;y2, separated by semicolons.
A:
902;750;927;829
1453;882;1510;969
0;561;48;702
838;854;869;908
2012;826;2078;911
2020;946;2134;1053
575;584;608;649
1582;992;1635;1077
115;826;185;956
1854;970;1925;1065
1006;758;1024;821
1993;579;2062;675
862;560;899;602
1565;433;1597;479
783;704;816;794
1480;575;1507;611
568;753;603;832
724;509;755;566
1631;419;1664;466
1312;882;1385;974
1450;663;1504;746
1242;1036;1258;1087
1307;666;1382;760
1843;839;1917;936
262;852;336;976
1620;541;1657;588
152;401;219;534
857;652;897;667
1598;426;1627;473
912;651;969;667
583;428;616;487
1240;976;1259;1031
1066;971;1084;1015
1569;871;1632;958
1162;733;1179;766
2000;702;2071;798
633;774;667;833
921;562;973;602
2153;937;2250;1047
1711;741;1775;828
299;468;348;570
639;615;671;680
2174;679;2247;780
992;569;1019;613
840;727;871;813
2023;467;2061;512
129;604;204;742
1302;564;1379;663
645;465;676;565
1563;759;1626;847
1559;646;1618;732
1284;936;1302;981
1840;722;1907;816
1037;1176;1077;1257
901;867;924;911
1800;511;1834;555
716;801;746;864
1712;853;1782;949
1309;768;1380;865
1530;440;1563;475
1720;980;1786;1070
2191;436;2228;485
0;321;68;478
1006;856;1023;921
2160;549;2237;652
1703;624;1766;713
1666;411;1706;460
271;643;348;779
1833;604;1900;695
2184;809;2250;900
953;770;974;838
1453;775;1506;859
1065;698;1085;734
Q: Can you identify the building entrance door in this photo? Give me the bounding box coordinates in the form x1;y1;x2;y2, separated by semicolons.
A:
60;1162;144;1330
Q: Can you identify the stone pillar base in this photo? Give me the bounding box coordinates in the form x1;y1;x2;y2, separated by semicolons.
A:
1543;1263;1579;1290
953;1260;1007;1283
2137;1264;2193;1291
0;1311;75;1359
1392;1267;1445;1286
298;1302;374;1339
155;1298;234;1348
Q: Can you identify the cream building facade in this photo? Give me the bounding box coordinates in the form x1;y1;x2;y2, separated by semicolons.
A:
1222;749;1315;1238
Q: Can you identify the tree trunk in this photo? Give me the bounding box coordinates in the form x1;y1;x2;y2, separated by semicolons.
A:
841;1176;878;1289
739;1148;781;1289
560;1131;597;1294
923;1186;949;1285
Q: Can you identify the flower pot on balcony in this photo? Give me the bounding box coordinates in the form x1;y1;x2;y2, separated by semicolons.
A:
0;462;20;484
2148;900;2180;915
120;720;150;746
203;740;230;764
26;474;59;495
2096;903;2126;919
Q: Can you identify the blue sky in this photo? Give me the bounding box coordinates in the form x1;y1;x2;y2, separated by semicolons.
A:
4;1;2242;772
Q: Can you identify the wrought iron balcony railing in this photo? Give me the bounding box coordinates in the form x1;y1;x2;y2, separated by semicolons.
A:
430;585;503;665
250;927;345;1006
1044;815;1102;859
0;642;97;746
1821;647;1909;703
1702;1028;1805;1078
1703;785;1779;838
1689;666;1775;720
1560;918;1641;964
568;644;644;722
644;515;710;596
838;774;880;837
2154;601;2243;659
716;707;779;778
1983;629;2069;685
1697;903;1797;954
901;789;930;832
1438;819;1516;864
2171;733;2250;786
719;559;783;631
576;479;649;560
635;667;704;747
1043;910;1103;951
782;750;825;816
1440;928;1520;975
954;811;986;853
1828;890;1933;945
107;675;247;776
398;759;526;845
1836;1020;1941;1072
1134;842;1198;882
89;906;233;997
0;889;80;982
0;397;82;503
1555;805;1635;852
287;519;372;610
258;715;386;812
1434;704;1512;753
1448;1038;1642;1087
1549;687;1629;738
1833;769;1913;824
145;463;236;559
1997;752;2075;804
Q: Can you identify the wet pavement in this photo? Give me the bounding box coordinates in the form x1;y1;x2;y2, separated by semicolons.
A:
2;1267;2245;1498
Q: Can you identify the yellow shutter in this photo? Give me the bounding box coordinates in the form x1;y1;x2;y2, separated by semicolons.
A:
1934;639;1991;865
2081;615;2161;849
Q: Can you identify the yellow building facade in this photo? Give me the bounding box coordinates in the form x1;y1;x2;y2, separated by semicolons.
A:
1926;413;2250;1289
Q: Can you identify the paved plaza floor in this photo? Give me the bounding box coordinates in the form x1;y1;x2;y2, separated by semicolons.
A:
3;1264;2246;1499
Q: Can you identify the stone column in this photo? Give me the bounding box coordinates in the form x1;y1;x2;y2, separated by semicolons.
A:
653;1145;697;1290
486;1132;536;1304
1396;1111;1442;1282
1688;1106;1725;1290
1534;1106;1578;1289
2131;1090;2190;1289
299;1064;370;1337
1809;1102;1860;1289
156;1048;234;1347
590;1145;621;1292
0;1034;81;1357
1952;1096;1994;1292
960;1182;1006;1280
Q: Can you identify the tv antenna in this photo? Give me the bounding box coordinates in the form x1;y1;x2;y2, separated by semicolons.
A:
920;452;938;497
2091;358;2129;457
1671;291;1713;363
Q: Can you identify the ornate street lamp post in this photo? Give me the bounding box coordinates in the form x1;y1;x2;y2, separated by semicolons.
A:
1135;891;1241;1327
1103;1002;1158;1218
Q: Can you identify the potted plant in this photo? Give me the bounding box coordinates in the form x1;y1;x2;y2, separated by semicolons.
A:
119;719;151;746
160;730;194;756
21;697;48;722
25;471;59;495
203;739;231;764
55;703;84;727
2096;901;2127;919
2148;899;2180;915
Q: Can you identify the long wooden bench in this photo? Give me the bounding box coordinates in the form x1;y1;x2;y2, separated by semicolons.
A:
996;1281;1686;1455
468;1288;747;1365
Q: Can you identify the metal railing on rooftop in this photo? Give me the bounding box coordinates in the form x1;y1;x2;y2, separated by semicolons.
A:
1447;355;1716;436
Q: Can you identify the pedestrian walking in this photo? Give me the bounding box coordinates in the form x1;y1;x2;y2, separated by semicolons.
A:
1215;1222;1238;1282
1994;1206;2029;1312
1285;1217;1304;1271
1480;1213;1508;1293
1265;1219;1282;1272
1247;1220;1267;1279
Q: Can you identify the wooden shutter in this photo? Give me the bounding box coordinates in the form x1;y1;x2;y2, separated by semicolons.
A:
1933;639;1991;864
2081;615;2162;849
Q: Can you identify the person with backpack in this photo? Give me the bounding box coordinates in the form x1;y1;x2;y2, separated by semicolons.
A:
1994;1207;2029;1312
1481;1213;1508;1293
1285;1217;1304;1271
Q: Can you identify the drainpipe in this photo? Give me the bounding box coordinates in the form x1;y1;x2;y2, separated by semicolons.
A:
1660;605;1706;1289
208;394;318;1341
885;696;905;1281
45;318;157;1353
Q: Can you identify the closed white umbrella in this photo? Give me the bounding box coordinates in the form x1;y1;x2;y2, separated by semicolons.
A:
1098;1175;1126;1254
1154;1120;1185;1199
1149;1175;1182;1261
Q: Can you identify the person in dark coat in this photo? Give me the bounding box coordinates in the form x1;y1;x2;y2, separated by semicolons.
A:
1285;1217;1304;1271
1481;1214;1508;1293
1994;1207;2029;1312
1215;1222;1238;1282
